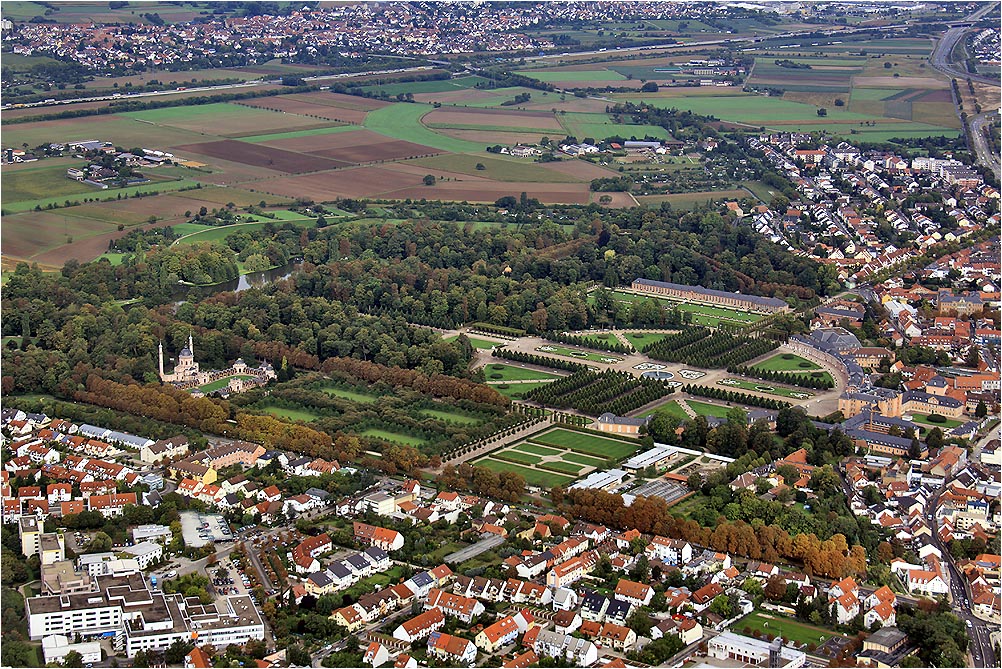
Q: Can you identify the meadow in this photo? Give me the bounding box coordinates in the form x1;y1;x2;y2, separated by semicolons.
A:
482;364;564;382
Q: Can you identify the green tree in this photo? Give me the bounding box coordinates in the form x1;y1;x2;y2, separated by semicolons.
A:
423;175;436;186
62;650;84;667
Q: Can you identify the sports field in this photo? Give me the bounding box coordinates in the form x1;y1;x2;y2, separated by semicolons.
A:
483;364;563;382
531;427;638;459
736;611;847;646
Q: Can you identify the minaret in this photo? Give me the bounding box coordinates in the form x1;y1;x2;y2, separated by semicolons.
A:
188;332;194;357
158;341;165;380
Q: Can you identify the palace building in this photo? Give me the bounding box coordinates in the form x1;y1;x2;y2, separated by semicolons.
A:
158;335;276;394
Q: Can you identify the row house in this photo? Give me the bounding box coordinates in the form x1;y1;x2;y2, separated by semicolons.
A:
291;533;332;574
545;550;599;589
353;521;405;551
524;628;599;667
393;607;445;644
475;610;533;653
425;588;484;623
427;632;477;666
646;536;693;564
87;493;138;518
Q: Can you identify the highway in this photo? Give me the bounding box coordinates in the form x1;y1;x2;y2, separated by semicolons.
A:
927;2;1001;181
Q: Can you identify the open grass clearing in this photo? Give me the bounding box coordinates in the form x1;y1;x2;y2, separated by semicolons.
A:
2;163;113;203
444;335;499;350
320;384;380;404
358;428;428;447
2;179;204;215
484;364;563;382
174;219;315;245
559;112;672;141
363;103;484;153
473;457;575;488
260;403;321;422
532;428;637;459
419;408;483;425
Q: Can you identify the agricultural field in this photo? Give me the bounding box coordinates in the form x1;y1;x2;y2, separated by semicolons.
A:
403;154;584;183
517;67;628;83
559;112;672;141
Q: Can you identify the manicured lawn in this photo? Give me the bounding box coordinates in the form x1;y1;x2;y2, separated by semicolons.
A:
493;450;543;465
358;428;428;446
640;399;689;420
484;363;563;382
513;442;562;457
736;611;847;646
539;460;588;475
752;353;821;372
363;103;485;153
473;457;575;487
260;403;320;422
493;382;554;399
536;344;623;364
719;378;814;399
562;452;606;467
532;428;637;459
907;413;963;429
625;331;672;348
444;335;499;350
419;408;483;425
686;400;734;419
197;375;254;393
320;384;379;403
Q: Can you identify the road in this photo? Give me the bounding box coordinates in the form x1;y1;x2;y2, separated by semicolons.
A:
927;2;1001;181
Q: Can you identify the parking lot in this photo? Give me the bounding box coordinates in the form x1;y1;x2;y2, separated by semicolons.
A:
180;510;233;547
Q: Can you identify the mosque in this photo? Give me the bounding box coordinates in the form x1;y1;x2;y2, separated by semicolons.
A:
158;334;276;395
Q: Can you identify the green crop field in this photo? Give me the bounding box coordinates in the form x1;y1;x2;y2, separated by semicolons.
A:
363;103;485;153
640;399;689;420
513;442;562;457
358;428;428;446
419;408;483;425
752;353;821;372
240;125;361;143
320;384;379;404
519;69;627;82
361;75;489;96
484;364;563;382
736;612;846;646
260;403;321;422
3;179;203;214
532;428;637;459
474;457;575;487
536;344;622;364
719;378;814;399
625;332;672;348
3;164;110;203
559;112;671;141
687;400;735;418
197;375;255;393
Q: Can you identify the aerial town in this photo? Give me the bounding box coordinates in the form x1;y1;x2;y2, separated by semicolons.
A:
0;1;999;669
